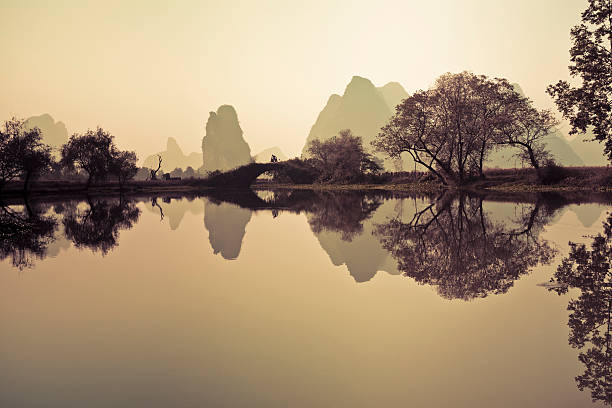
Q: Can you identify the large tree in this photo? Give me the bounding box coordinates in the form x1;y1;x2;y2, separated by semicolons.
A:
547;0;612;161
61;127;138;188
0;118;53;192
374;72;554;185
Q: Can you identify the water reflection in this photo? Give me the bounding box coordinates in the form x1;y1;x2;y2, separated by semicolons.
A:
376;193;557;300
0;201;57;269
204;199;252;260
549;212;612;405
61;198;140;255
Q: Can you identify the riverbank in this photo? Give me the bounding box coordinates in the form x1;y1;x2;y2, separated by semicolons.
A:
2;166;611;197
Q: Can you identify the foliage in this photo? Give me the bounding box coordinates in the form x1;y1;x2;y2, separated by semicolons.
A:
499;105;559;179
109;150;138;186
307;129;381;183
374;72;555;185
0;118;53;190
549;212;612;405
60;127;138;187
547;0;612;162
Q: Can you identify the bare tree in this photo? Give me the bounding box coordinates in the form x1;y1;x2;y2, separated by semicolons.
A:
150;155;162;180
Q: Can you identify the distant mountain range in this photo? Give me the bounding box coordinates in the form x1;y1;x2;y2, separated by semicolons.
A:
24;114;69;158
302;76;408;169
143;137;201;172
302;78;607;169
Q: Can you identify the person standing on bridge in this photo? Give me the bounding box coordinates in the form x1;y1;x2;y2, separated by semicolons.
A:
270;154;278;163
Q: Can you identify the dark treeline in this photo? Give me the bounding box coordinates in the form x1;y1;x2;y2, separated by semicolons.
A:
0;119;139;193
0;197;141;269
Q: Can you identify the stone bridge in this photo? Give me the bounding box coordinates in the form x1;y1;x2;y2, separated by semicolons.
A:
201;161;316;189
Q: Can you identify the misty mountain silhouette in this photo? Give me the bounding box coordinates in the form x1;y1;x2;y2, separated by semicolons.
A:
303;76;408;169
201;105;252;173
303;78;599;170
254;147;287;163
203;200;252;260
144;196;204;230
569;129;609;166
143;137;201;172
24;114;69;158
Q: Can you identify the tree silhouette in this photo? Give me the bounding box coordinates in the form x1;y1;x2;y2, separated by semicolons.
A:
61;128;138;188
547;0;612;162
63;198;140;254
0;118;53;192
549;212;612;405
376;193;555;300
374;72;555;184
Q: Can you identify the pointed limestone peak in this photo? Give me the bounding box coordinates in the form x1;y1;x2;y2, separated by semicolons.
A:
344;76;377;97
166;137;184;155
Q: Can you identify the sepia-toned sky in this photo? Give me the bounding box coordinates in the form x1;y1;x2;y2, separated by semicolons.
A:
0;0;584;159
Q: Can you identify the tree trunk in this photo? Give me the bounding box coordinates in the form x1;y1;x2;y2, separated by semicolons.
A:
527;147;542;182
23;171;32;194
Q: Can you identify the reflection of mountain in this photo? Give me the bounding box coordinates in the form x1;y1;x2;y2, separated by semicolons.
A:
204;200;252;260
569;204;605;228
144;196;204;230
201;105;252;173
309;198;399;282
24;113;69;158
303;76;408;169
143;137;201;172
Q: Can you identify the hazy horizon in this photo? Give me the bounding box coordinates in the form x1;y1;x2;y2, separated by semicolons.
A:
1;0;585;159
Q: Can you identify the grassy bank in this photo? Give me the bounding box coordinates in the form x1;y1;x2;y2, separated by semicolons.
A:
2;166;612;197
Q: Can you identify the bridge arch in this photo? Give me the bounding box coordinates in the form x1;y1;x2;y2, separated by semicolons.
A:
203;161;316;188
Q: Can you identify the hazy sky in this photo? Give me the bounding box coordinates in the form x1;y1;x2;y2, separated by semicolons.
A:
0;0;585;160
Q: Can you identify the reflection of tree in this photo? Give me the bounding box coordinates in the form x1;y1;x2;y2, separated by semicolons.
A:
549;213;612;405
376;194;555;300
0;202;57;269
63;198;140;254
307;191;382;242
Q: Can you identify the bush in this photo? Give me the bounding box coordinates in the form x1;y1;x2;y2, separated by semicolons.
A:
540;160;571;185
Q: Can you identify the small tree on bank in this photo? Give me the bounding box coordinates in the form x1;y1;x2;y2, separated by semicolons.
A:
109;150;138;188
498;106;559;180
307;129;381;183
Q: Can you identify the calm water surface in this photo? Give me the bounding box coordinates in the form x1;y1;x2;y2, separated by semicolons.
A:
1;190;612;407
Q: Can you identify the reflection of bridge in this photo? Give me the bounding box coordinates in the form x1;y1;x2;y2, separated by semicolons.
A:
201;162;315;188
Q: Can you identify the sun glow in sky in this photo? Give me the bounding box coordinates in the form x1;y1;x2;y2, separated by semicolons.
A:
0;0;584;159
